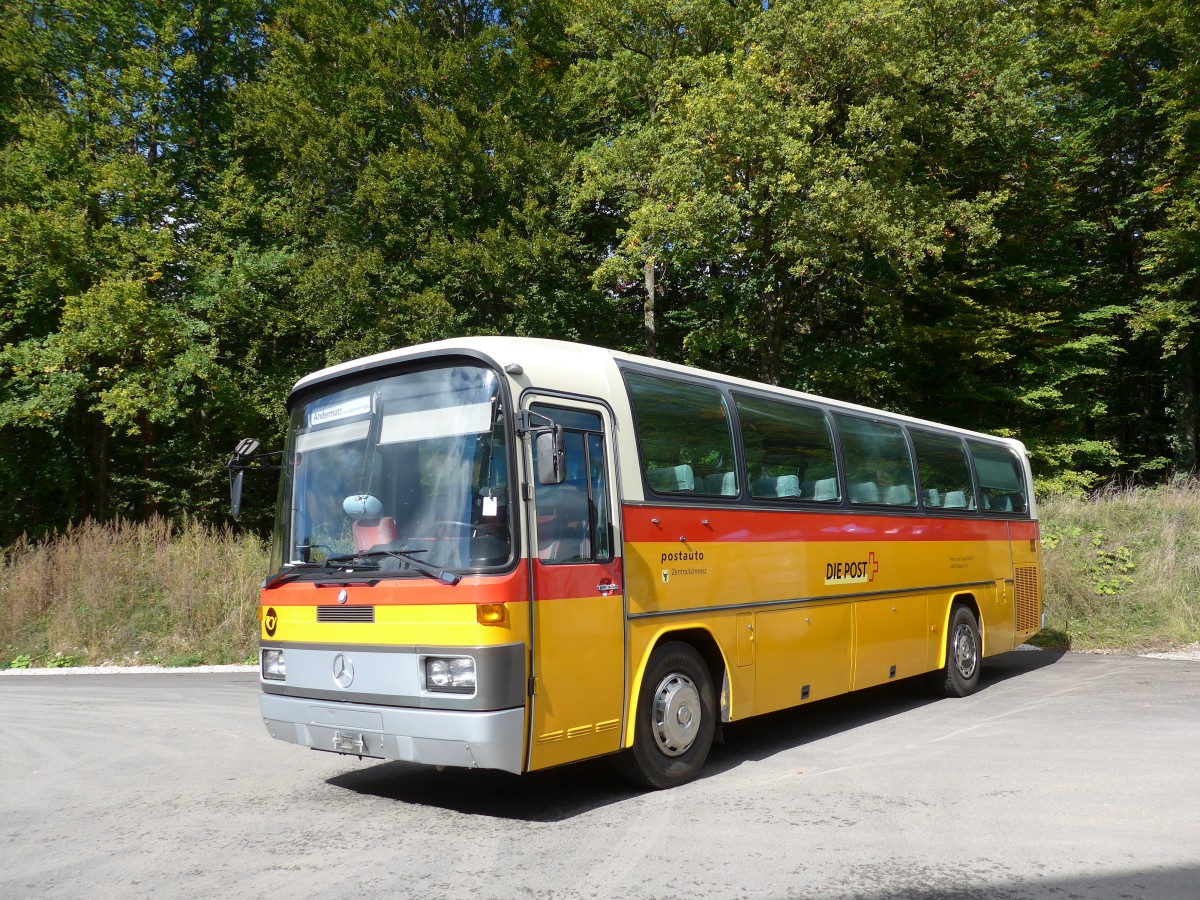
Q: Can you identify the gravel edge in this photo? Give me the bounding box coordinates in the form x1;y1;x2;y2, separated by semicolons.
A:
0;664;257;676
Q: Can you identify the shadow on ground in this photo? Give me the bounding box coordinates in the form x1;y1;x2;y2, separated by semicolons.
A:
327;648;1066;822
849;863;1200;900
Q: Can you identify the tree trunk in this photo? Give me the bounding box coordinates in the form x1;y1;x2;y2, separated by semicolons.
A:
87;411;109;520
1174;332;1198;472
643;257;657;358
140;411;159;517
759;259;791;387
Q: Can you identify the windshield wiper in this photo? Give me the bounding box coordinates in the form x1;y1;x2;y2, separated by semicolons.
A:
265;549;460;589
336;549;461;585
263;559;378;590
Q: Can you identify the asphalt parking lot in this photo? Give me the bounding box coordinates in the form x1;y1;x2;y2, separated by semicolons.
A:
2;649;1198;899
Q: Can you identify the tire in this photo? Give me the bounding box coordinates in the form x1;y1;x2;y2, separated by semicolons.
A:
927;604;982;697
615;641;717;790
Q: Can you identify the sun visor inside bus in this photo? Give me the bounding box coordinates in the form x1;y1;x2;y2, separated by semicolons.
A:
379;402;494;444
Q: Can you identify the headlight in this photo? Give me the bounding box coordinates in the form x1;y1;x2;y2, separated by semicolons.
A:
425;656;476;694
262;648;286;681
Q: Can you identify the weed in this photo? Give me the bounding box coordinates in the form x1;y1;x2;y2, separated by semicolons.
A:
1028;627;1070;650
1040;481;1200;650
0;516;266;667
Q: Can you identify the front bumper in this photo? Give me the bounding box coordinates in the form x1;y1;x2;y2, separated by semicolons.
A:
261;692;526;774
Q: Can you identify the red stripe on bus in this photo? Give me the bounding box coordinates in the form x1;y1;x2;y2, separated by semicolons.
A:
532;558;622;602
1009;520;1040;541
621;505;1026;544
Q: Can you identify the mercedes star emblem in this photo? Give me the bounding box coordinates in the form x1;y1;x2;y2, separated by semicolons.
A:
332;654;355;689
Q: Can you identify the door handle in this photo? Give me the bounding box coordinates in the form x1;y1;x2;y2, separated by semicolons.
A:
597;581;620;596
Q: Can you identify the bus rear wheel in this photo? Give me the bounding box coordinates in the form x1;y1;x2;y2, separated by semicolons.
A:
616;641;716;789
928;605;982;697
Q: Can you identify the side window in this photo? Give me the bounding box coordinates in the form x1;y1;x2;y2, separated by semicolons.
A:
531;405;613;563
588;434;612;560
911;429;975;511
624;371;738;498
969;441;1028;515
833;414;917;507
735;393;839;502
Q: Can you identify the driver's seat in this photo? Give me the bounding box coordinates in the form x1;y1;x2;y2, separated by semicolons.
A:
353;517;398;552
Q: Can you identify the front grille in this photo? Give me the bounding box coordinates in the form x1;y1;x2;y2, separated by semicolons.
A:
317;605;375;623
1014;566;1040;632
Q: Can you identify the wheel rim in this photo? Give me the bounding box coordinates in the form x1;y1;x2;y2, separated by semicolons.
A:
952;622;978;679
650;672;701;756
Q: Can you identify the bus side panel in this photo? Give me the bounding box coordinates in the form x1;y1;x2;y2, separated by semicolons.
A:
623;507;1020;618
949;528;1018;659
852;593;928;690
755;602;851;712
980;579;1016;657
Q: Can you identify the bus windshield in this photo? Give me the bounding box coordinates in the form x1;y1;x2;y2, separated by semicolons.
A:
272;363;512;575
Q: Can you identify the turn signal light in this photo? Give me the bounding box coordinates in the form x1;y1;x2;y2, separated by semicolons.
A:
477;603;508;626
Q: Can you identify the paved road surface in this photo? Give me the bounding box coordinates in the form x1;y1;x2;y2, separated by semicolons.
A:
2;650;1199;899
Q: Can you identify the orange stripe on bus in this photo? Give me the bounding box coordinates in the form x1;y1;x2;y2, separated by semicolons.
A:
260;569;528;607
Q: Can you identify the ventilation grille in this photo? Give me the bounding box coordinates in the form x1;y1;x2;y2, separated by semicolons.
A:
317;605;375;623
1014;566;1040;632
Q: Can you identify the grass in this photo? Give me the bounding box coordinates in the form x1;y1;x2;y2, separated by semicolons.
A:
1037;480;1200;652
1;516;266;668
3;483;1200;667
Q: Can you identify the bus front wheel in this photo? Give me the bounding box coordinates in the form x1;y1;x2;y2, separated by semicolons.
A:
928;605;982;697
616;641;716;789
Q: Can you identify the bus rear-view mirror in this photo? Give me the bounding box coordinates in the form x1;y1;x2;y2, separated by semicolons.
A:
536;427;566;485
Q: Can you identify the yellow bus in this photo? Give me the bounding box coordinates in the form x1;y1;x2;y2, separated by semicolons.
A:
239;337;1042;788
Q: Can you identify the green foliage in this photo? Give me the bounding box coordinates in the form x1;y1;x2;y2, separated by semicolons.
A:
0;0;272;541
2;0;1200;546
4;651;33;669
1040;481;1200;650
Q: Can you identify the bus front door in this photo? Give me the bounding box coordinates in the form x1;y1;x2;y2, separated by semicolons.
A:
524;398;626;771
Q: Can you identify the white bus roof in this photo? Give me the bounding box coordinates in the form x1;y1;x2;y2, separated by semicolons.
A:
289;335;1029;455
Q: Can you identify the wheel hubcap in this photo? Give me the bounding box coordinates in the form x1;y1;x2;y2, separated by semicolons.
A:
952;623;978;679
651;672;701;756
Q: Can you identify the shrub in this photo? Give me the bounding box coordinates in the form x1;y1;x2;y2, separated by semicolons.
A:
1040;481;1200;651
0;517;267;666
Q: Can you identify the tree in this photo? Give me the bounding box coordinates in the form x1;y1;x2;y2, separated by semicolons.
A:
0;1;268;541
564;0;753;357
217;0;602;372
